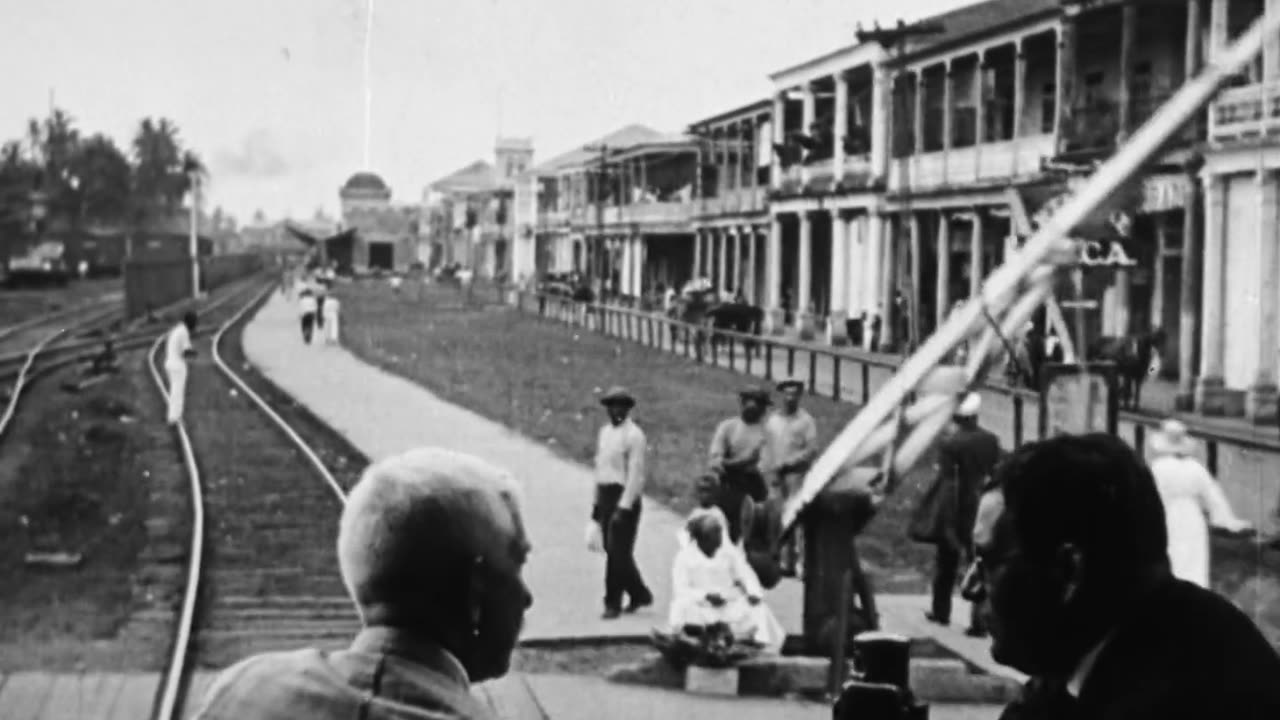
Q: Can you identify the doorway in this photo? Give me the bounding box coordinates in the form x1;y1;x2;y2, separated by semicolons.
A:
368;242;394;270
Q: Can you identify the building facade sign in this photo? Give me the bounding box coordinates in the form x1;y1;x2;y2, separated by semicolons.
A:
1139;174;1190;214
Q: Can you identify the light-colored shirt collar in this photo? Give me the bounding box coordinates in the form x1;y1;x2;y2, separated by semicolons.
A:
351;626;471;688
1066;631;1114;698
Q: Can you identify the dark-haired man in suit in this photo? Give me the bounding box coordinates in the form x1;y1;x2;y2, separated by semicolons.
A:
962;433;1280;720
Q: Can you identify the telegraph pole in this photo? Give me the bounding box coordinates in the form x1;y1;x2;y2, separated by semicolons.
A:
583;143;611;293
855;19;944;352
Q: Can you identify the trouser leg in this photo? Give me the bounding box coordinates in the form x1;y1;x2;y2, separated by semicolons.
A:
301;313;314;343
932;543;961;623
595;485;625;610
850;538;878;629
717;479;748;545
608;502;651;605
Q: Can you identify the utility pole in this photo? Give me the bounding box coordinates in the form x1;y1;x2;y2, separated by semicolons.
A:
583;143;611;294
855;19;944;353
188;171;201;298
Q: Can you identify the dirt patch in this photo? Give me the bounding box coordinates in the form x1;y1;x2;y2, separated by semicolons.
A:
0;351;180;670
338;281;935;592
0;278;121;326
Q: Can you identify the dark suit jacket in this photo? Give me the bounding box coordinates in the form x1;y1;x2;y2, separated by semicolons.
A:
193;627;493;719
911;425;1001;550
1000;578;1280;720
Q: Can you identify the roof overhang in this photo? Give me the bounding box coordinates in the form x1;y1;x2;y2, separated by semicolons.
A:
769;41;885;90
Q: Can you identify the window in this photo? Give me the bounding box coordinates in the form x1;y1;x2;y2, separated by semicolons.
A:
1041;82;1057;134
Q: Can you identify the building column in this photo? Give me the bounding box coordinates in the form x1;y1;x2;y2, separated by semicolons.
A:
1176;159;1204;409
726;226;740;292
913;71;926;153
797;213;815;334
936;211;951;329
693;228;704;280
633;235;646;298
801;85;816;137
879;215;898;350
715;228;728;292
771;94;786;190
1209;0;1229;63
942;62;955;153
1266;0;1280;80
870;65;891;182
834;72;850;179
744;225;758;304
908;212;923;348
1195;174;1228;414
1247;171;1280;422
864;213;885;350
1013;44;1027;141
766;216;784;332
1055;14;1078;154
829;211;850;344
846;214;864;318
975;52;987;146
970;209;985;298
1117;2;1137;141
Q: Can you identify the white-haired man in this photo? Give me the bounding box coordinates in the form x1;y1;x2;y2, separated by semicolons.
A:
192;448;533;720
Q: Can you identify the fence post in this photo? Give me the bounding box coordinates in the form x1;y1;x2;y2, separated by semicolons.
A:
808;351;817;394
765;342;774;380
832;355;841;402
1013;394;1024;448
1133;423;1146;457
1206;441;1218;476
861;363;870;405
787;347;796;377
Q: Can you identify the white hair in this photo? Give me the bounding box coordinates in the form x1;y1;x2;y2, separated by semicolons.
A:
337;447;524;615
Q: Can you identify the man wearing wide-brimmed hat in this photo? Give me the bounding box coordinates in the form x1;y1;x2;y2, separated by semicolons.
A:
765;377;818;577
709;384;774;545
592;386;653;619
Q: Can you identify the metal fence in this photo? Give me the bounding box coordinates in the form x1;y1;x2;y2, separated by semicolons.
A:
500;289;1280;532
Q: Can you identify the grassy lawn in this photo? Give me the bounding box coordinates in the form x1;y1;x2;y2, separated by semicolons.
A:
0;278;122;326
339;280;937;592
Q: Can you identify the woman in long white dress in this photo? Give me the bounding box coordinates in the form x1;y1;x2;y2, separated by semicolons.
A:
667;512;785;653
1148;419;1253;588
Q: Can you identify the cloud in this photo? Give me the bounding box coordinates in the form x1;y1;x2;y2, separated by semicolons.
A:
212;128;292;178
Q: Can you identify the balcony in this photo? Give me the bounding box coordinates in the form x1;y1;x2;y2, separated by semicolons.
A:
887;134;1055;192
1210;81;1280;142
699;187;768;216
623;201;693;225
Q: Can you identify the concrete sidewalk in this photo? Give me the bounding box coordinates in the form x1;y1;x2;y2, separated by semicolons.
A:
242;292;804;641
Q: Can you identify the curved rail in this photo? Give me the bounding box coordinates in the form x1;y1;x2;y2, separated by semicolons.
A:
147;331;205;720
0;305;121;437
151;279;349;720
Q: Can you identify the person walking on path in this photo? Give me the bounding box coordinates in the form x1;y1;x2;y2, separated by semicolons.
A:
164;311;198;425
708;385;773;545
192;447;533;720
910;392;1000;637
298;289;318;344
322;292;341;345
765;377;818;577
1148;418;1254;589
314;278;328;332
592;386;654;620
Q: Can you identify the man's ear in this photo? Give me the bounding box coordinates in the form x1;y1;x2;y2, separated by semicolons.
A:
1056;543;1085;605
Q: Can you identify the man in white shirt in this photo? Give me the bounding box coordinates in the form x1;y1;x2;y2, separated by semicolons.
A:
592;386;653;619
164;311;197;424
765;378;818;576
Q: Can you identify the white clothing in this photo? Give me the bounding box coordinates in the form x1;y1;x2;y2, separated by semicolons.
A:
1150;455;1251;588
299;295;318;315
668;539;785;652
163;324;193;424
164;323;192;367
594;419;646;491
323;297;341;343
165;360;188;424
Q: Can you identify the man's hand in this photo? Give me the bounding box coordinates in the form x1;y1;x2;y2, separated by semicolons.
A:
705;593;726;607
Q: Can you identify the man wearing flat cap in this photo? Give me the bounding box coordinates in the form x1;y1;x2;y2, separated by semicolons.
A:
593;386;653;619
910;391;1000;637
765;378;818;577
709;385;774;545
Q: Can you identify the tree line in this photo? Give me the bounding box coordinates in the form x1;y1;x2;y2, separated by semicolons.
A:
0;107;221;245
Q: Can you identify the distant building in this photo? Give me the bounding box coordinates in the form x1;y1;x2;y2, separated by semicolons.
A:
424;137;534;280
339;172;420;272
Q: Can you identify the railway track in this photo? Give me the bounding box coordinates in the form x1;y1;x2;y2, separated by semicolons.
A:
0;277;264;444
147;282;361;720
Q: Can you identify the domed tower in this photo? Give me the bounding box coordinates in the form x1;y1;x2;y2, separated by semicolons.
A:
338;171;413;273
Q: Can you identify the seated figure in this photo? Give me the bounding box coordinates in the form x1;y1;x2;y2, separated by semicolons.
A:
667;512;784;654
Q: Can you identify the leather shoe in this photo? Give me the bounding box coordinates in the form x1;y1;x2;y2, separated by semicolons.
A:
965;626;988;638
625;595;653;613
601;607;622;620
924;611;950;626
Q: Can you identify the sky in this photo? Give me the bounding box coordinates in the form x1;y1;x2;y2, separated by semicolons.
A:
3;0;972;222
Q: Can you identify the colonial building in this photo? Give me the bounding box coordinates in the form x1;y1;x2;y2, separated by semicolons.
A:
338;172;419;272
688;99;773;308
1198;0;1280;421
426;137;534;279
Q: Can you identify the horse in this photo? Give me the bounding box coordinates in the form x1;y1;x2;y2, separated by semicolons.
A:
1088;328;1166;410
706;302;765;357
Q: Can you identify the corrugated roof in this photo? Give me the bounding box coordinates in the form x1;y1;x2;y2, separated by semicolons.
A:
429;160;497;193
533;124;664;174
891;0;1061;63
